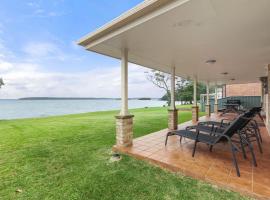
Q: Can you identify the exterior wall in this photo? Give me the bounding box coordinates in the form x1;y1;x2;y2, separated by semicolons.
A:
226;83;261;97
201;96;261;112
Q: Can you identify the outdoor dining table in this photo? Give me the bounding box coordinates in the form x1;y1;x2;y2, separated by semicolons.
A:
222;103;241;115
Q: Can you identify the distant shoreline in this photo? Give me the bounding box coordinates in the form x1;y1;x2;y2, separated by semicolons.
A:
0;99;166;119
18;97;157;100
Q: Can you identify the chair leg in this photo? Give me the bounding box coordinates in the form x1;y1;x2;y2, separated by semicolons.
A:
253;120;263;143
243;137;257;167
165;132;171;146
254;130;263;154
258;128;263;143
239;136;247;159
230;144;240;177
209;145;213;152
238;131;247;159
192;140;198;157
179;136;183;144
258;113;264;123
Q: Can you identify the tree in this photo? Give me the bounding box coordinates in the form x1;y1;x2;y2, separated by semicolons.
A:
0;78;4;88
146;70;206;105
145;70;172;106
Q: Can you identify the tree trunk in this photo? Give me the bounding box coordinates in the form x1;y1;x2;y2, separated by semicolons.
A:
167;90;171;106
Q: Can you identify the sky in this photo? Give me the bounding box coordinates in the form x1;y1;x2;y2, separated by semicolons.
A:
0;0;164;99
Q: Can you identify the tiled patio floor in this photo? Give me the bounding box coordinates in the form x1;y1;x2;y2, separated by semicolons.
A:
114;114;270;199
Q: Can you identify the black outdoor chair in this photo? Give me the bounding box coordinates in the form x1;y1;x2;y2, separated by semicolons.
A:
199;107;263;142
165;114;257;177
187;108;263;154
238;107;263;154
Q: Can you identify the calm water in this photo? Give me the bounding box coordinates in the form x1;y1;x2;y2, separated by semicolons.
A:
0;99;168;119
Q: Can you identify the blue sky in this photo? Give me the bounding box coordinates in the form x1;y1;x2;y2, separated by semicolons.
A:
0;0;164;98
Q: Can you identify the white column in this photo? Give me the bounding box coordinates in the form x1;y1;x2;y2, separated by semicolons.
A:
214;85;218;104
205;81;211;117
224;84;227;98
120;48;129;116
170;66;176;110
192;76;199;123
214;84;219;114
193;77;197;106
206;82;210;105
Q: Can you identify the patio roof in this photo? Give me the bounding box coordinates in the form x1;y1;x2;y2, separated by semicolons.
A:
78;0;270;84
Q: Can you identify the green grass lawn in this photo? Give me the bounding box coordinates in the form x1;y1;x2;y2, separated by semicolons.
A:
0;106;248;200
176;104;193;109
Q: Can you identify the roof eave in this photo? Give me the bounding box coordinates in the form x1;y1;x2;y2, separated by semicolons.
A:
77;0;174;47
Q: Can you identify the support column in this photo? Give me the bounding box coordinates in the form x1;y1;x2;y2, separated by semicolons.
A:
168;66;178;130
115;48;134;147
261;82;264;107
205;82;211;117
224;84;227;98
260;77;267;113
192;76;199;123
214;85;219;114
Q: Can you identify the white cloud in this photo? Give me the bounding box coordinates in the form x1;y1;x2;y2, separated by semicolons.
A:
23;41;66;61
0;61;13;71
27;1;65;18
47;12;64;17
34;9;45;15
0;62;163;99
0;38;163;99
0;38;13;60
0;23;3;34
27;2;40;7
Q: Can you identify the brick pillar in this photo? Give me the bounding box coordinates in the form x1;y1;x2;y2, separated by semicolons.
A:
192;106;199;123
214;104;219;114
168;109;178;131
115;115;134;147
205;104;211;117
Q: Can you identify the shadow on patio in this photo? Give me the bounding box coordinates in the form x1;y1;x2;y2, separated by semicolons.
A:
114;114;270;200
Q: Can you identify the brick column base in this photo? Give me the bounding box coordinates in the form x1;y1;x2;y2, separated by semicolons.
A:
205;104;211;117
214;104;219;114
168;109;178;131
115;115;134;147
192;106;199;123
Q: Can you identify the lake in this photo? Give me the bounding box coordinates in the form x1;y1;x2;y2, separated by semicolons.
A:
0;99;168;119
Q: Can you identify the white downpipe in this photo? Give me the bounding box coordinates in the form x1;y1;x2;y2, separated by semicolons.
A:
206;82;210;105
120;48;129;116
193;77;197;106
215;85;218;104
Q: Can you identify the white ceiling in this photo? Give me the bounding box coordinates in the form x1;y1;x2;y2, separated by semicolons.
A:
85;0;270;84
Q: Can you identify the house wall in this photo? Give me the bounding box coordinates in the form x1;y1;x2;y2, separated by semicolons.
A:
226;83;262;97
201;96;261;112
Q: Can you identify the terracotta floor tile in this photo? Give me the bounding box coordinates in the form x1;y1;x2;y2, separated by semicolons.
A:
185;162;211;179
205;163;231;184
115;114;270;199
253;183;270;199
139;150;153;157
237;160;253;174
227;171;252;192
